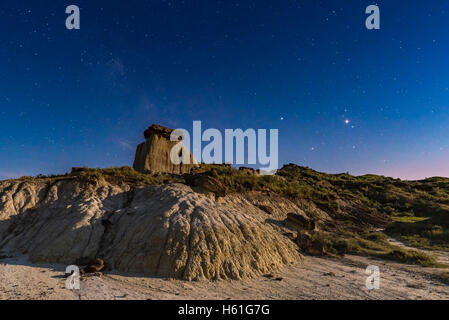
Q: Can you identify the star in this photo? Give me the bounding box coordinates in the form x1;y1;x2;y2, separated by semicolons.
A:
345;119;350;124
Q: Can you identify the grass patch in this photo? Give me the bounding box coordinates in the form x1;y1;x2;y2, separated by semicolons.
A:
75;166;177;186
386;218;449;251
392;216;429;223
205;164;341;212
381;249;441;267
309;231;443;267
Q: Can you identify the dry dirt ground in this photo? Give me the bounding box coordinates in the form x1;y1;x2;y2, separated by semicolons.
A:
1;244;449;300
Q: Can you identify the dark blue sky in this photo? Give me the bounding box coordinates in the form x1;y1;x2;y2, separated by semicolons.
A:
1;0;448;180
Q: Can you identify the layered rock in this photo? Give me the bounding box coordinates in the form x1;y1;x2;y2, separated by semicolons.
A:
133;124;198;174
0;177;300;280
184;169;228;198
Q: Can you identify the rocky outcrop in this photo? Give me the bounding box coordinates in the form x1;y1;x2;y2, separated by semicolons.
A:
238;167;258;175
286;212;317;232
295;231;326;256
0;177;300;280
133;124;198;174
184;169;227;198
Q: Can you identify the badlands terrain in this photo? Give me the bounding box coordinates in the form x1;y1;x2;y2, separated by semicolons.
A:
1;164;449;299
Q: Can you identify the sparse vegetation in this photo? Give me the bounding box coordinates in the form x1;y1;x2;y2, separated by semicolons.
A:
308;231;442;267
72;166;178;186
9;163;449;266
16;166;177;186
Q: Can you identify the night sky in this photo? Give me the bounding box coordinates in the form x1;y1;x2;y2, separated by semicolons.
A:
1;0;449;180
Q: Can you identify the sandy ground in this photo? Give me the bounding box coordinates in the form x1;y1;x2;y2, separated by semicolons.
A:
1;247;448;300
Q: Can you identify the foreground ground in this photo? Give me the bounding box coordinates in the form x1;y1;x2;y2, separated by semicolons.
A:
1;241;448;300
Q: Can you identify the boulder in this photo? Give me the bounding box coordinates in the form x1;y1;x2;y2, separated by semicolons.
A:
185;170;227;197
286;212;317;231
295;231;326;256
82;258;105;274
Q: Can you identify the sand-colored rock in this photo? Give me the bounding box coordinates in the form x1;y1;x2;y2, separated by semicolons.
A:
286;212;317;232
83;258;105;274
184;169;227;197
0;177;300;280
133;124;198;174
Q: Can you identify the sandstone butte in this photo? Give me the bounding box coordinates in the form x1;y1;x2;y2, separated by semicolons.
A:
133;124;198;174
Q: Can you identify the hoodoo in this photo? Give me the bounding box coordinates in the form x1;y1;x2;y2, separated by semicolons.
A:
133;124;197;174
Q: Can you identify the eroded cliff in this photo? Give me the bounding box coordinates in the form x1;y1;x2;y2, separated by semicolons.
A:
0;173;300;280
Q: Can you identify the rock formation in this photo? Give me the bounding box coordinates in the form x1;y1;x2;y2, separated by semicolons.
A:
133;124;198;174
0;176;300;280
82;258;105;274
184;169;228;198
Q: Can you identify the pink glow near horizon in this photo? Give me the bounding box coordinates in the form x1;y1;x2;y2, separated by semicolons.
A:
363;160;449;180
